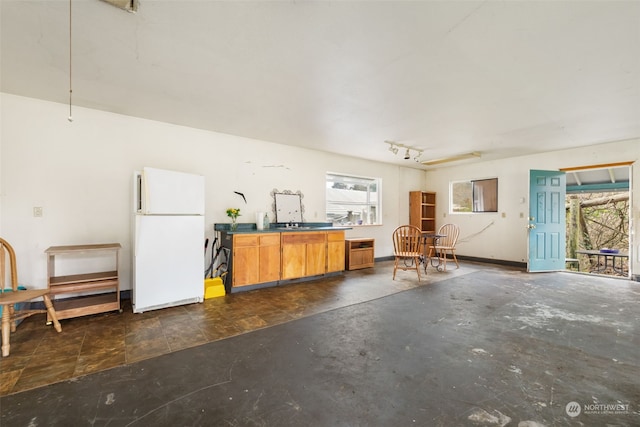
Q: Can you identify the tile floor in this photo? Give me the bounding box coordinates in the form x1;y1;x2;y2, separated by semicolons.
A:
1;260;471;396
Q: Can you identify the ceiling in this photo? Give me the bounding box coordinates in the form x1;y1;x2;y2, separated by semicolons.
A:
2;1;639;169
565;165;630;191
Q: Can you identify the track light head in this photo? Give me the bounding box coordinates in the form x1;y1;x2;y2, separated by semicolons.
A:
404;148;411;160
386;141;399;154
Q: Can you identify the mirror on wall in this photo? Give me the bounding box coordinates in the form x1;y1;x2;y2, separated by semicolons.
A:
272;190;304;223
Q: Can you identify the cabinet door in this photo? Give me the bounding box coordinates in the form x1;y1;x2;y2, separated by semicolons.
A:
281;232;326;279
326;231;345;273
352;249;374;267
281;243;306;279
259;234;281;283
233;235;259;287
306;242;326;276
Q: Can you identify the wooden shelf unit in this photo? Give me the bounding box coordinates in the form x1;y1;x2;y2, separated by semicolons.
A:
409;191;436;255
409;191;436;234
345;238;375;270
45;243;121;320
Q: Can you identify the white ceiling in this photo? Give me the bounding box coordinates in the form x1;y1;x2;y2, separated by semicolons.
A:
2;1;639;169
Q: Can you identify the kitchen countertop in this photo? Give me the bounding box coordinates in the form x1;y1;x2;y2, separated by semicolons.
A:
214;223;351;234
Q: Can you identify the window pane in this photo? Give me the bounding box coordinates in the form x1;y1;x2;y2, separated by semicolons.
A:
473;178;498;212
452;181;472;212
326;173;381;225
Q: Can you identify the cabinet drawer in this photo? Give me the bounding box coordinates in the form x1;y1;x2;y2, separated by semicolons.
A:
282;233;325;245
234;235;259;246
327;231;345;242
259;234;280;246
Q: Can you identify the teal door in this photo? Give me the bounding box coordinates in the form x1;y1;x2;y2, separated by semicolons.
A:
528;170;566;272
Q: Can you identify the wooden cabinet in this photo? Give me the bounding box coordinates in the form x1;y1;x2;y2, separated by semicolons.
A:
326;231;346;273
281;232;326;280
345;238;375;270
232;233;280;287
45;243;121;321
221;229;346;291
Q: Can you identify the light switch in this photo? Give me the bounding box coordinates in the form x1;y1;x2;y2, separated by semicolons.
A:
33;207;43;217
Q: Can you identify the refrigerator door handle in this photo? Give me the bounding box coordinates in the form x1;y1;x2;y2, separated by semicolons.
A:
137;173;143;213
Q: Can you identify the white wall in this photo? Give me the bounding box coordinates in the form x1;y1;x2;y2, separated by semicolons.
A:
1;93;425;290
425;139;639;276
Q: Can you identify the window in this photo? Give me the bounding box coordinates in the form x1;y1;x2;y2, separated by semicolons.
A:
326;173;381;225
451;178;498;213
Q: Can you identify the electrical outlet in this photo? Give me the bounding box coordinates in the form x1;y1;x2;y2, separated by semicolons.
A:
501;212;506;218
33;207;43;217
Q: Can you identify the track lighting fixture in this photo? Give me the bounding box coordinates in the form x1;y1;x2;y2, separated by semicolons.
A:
385;140;423;162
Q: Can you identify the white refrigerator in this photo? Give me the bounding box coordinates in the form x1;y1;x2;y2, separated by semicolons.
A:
132;167;205;313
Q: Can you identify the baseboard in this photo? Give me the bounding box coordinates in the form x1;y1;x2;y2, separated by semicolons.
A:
376;254;526;270
456;254;527;269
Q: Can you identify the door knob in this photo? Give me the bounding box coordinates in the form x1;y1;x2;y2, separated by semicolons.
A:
526;224;536;229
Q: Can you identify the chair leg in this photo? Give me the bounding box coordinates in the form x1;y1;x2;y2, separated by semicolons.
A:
43;295;62;333
393;258;398;280
427;247;436;271
415;256;421;281
2;304;11;357
451;250;459;269
9;304;16;333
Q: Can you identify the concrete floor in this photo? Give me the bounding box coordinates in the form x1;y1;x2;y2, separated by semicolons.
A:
1;261;639;426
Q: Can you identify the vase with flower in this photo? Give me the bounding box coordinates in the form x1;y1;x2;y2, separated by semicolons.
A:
226;208;241;231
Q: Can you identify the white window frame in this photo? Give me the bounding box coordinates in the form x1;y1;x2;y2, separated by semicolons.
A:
326;172;381;226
